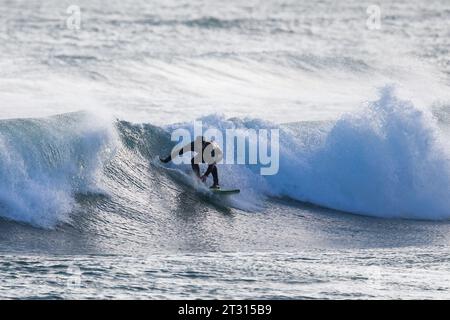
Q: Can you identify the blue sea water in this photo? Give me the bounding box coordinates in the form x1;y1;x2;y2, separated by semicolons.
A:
0;0;450;299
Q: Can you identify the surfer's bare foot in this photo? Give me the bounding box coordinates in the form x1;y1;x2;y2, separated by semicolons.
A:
210;184;220;189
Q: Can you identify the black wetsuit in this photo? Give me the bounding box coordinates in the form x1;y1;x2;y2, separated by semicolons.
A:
161;140;220;186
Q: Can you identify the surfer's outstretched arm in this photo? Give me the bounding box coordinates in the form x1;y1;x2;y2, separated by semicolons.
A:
160;141;195;163
159;155;172;163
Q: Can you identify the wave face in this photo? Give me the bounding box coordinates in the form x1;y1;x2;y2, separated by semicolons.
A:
0;87;449;228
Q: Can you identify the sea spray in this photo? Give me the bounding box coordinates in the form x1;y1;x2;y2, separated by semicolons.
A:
0;112;117;227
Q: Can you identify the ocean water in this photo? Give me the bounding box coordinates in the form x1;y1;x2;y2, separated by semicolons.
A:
0;0;450;299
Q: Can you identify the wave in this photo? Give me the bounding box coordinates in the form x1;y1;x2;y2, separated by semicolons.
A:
110;16;288;32
0;113;117;227
0;86;449;228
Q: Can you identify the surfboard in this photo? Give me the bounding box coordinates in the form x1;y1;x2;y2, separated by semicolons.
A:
155;156;240;196
210;188;240;195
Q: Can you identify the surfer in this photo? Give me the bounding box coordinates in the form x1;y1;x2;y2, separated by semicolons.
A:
160;136;223;189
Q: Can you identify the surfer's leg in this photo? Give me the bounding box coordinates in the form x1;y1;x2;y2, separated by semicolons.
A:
209;164;219;186
191;156;201;178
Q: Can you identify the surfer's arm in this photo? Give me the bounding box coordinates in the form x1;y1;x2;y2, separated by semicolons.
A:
159;155;172;163
177;141;195;155
160;141;195;163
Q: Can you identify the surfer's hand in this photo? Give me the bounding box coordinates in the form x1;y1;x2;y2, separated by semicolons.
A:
159;156;170;163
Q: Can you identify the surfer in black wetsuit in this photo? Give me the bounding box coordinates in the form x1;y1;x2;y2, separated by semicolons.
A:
160;136;223;189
